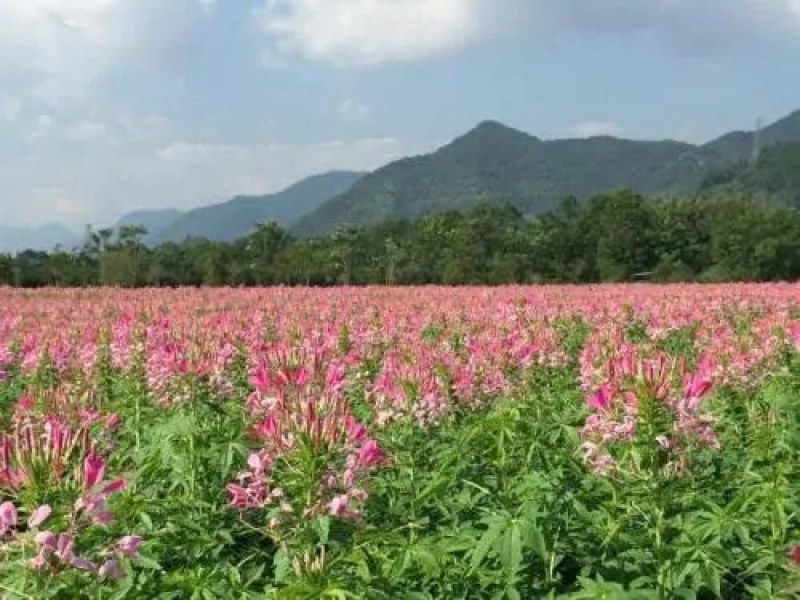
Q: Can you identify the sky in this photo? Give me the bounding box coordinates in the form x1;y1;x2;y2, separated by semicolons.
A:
1;0;799;230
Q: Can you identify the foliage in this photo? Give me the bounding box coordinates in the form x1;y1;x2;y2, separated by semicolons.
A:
0;286;798;598
4;190;800;287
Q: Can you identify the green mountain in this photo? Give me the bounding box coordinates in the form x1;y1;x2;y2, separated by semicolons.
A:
701;142;800;208
702;110;800;162
155;171;363;243
293;111;800;237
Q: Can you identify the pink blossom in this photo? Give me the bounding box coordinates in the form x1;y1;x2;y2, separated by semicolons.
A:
587;384;613;411
27;504;51;528
0;501;17;533
117;535;143;558
99;559;125;580
82;452;106;491
357;439;385;468
328;494;350;516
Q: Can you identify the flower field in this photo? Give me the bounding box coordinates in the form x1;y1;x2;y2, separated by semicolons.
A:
0;284;799;599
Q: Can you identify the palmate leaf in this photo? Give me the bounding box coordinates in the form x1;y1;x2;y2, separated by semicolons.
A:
498;520;522;581
469;516;507;574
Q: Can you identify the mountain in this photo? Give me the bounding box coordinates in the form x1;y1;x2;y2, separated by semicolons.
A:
0;224;81;254
703;110;800;162
113;209;183;244
155;171;363;243
293;110;800;237
700;142;800;208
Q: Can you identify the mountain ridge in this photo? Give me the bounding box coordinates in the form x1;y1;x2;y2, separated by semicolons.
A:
292;110;800;237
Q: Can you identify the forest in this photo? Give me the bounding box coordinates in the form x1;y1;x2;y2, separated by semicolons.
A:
3;190;800;287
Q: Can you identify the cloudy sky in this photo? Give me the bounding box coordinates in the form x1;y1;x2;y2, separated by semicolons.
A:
1;0;799;229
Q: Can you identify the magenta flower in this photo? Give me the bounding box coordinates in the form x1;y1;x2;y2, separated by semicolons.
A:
357;439;386;468
82;452;106;492
587;384;613;411
117;535;143;558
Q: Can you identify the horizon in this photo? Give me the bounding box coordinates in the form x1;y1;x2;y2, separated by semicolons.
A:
1;1;799;229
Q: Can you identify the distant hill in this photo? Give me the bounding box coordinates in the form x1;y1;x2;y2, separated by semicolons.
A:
703;110;800;163
0;224;81;254
293;110;800;237
113;209;183;244
154;171;363;243
700;142;800;208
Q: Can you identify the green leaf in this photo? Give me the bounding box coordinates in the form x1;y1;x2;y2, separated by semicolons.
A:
469;518;506;574
499;521;522;581
273;547;290;584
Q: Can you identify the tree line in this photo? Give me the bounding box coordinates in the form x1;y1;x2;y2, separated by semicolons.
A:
2;190;800;287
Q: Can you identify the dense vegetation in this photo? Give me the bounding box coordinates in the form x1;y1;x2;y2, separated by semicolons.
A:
293;112;800;236
701;144;800;209
3;190;800;288
0;286;798;598
4;111;800;254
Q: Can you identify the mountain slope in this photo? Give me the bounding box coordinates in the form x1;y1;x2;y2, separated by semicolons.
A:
292;122;709;236
113;209;183;244
156;171;363;243
294;110;800;237
700;142;800;208
703;109;800;162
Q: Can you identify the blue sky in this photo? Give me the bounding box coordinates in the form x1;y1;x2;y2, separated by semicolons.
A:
1;0;799;229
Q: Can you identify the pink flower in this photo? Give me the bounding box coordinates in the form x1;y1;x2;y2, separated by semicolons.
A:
70;556;96;570
357;439;385;468
27;504;51;528
99;559;125;580
587;384;613;411
227;484;249;508
29;553;48;570
788;324;800;350
791;544;800;567
104;414;122;429
55;533;75;562
328;494;350;516
83;452;106;491
35;530;57;548
117;535;143;558
0;501;17;533
92;510;114;525
250;364;271;392
101;478;127;495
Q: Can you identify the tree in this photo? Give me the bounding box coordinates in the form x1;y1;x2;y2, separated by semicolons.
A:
244;221;293;284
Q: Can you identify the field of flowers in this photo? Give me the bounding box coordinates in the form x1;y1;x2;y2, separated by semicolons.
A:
0;285;798;599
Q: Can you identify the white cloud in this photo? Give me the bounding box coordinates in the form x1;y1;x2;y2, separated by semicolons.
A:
255;0;490;66
254;0;800;67
0;0;210;106
0;1;127;101
570;120;623;138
